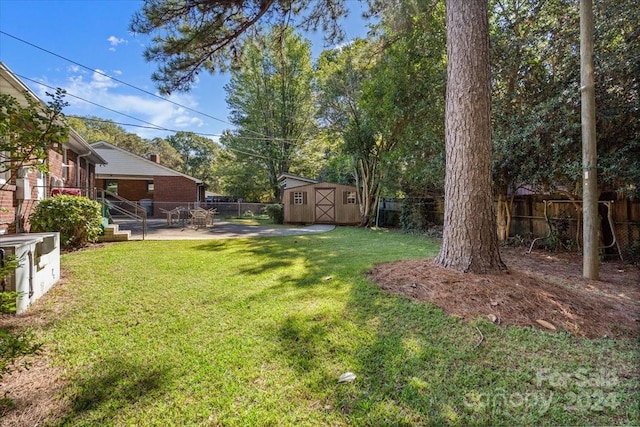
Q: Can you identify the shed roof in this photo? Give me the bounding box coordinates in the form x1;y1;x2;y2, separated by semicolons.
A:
92;141;202;183
282;181;358;192
277;173;318;184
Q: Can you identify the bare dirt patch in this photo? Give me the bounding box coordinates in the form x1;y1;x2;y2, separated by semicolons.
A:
0;355;69;427
369;247;640;339
0;275;74;427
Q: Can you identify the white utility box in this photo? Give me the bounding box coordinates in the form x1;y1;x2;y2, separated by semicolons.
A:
0;232;61;314
15;178;31;200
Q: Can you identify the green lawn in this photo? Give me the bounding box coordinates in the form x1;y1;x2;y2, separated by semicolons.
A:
34;227;638;426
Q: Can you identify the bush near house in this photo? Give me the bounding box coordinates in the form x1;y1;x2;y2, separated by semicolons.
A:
29;195;102;249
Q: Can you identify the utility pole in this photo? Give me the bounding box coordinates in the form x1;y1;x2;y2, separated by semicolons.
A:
580;0;599;279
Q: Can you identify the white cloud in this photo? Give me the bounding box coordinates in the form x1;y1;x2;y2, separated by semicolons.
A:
174;114;203;127
107;35;127;52
90;69;119;89
34;68;206;139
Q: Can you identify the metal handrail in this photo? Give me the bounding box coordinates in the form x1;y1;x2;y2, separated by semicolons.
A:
98;189;147;240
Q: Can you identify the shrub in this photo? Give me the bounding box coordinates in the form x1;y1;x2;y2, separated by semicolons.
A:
0;254;20;314
29;195;102;248
400;198;437;233
263;204;284;224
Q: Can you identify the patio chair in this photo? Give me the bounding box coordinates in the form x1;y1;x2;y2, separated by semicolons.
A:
190;208;210;229
207;208;218;225
160;208;181;226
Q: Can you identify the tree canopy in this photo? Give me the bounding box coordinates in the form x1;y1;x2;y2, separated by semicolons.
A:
219;26;318;201
0;89;68;188
165;131;220;189
130;0;347;94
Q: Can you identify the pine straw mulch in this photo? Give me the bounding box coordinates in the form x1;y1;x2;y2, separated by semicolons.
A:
368;247;640;339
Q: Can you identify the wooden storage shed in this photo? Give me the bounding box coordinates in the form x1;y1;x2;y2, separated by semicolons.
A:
282;182;360;225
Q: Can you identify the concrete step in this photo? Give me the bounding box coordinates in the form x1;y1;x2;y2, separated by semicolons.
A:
97;224;131;242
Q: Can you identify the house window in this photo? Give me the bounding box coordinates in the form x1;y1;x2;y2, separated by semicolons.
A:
292;191;307;205
147;180;154;192
36;170;45;200
62;148;69;182
105;179;118;195
345;191;357;205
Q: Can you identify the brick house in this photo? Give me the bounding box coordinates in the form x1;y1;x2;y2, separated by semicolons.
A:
91;141;205;216
0;62;106;234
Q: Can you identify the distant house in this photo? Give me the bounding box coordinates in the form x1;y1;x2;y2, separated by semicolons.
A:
277;173;318;190
0;62;106;234
91;141;205;216
282;180;361;225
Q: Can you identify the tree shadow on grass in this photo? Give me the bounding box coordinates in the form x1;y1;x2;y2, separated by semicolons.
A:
276;313;335;373
57;357;170;425
195;233;344;274
335;287;483;425
194;230;497;423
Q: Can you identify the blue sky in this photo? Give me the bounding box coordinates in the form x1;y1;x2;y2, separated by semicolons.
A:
0;0;372;140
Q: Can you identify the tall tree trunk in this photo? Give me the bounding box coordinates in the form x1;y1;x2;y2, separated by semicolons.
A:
434;0;507;273
356;157;375;227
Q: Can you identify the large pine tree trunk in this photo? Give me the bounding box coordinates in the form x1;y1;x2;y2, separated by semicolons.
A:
434;0;507;273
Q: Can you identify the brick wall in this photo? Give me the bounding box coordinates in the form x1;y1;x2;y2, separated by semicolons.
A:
48;149;64;185
117;179;153;201
95;176;200;216
153;176;199;215
87;165;96;198
0;187;15;234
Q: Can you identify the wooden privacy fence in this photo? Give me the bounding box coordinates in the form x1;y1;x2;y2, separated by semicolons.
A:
380;196;639;260
509;196;639;260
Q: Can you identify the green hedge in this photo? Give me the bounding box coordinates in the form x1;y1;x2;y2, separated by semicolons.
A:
29;195;103;248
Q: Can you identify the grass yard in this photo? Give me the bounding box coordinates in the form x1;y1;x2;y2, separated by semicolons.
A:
3;227;639;426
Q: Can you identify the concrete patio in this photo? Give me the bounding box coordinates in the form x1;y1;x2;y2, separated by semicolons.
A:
111;218;335;241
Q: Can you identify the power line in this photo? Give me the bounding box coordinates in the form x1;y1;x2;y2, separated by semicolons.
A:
1;30;310;158
17;72;303;144
15;73;270;158
16;73;169;133
81;116;225;139
0;30;266;138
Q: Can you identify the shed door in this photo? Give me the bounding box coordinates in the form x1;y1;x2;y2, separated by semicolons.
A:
315;188;335;223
